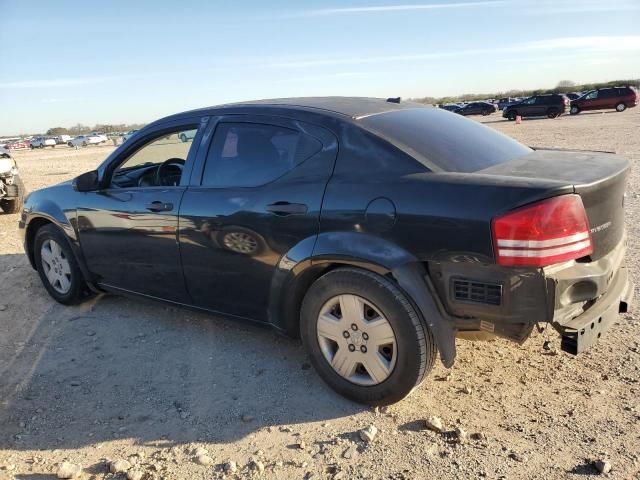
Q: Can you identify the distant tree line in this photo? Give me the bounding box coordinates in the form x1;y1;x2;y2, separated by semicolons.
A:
412;78;640;105
45;122;147;136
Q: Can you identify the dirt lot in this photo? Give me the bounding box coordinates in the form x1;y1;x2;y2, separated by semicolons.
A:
1;110;639;480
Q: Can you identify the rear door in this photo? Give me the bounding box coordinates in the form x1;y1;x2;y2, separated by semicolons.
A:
178;115;338;321
596;88;615;109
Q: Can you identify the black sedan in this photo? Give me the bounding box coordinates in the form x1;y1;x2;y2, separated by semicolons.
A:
454;101;497;116
19;97;632;405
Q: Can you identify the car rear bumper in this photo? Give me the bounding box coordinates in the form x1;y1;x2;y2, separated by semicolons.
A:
428;234;631;353
546;237;632;353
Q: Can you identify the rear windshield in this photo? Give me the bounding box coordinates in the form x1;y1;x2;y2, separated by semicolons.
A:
359;107;532;172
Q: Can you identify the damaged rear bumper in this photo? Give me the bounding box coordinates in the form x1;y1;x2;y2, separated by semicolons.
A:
546;239;633;354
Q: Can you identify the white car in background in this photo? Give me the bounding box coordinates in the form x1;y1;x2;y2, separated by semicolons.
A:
122;129;139;142
67;135;102;148
90;132;108;143
30;137;56;149
178;130;196;142
55;135;72;144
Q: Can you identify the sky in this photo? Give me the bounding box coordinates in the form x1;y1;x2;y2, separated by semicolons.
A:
1;0;639;135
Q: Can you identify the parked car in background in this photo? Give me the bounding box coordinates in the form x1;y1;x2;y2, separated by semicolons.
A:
439;103;463;112
570;87;638;115
30;137;56;149
0;148;24;214
497;97;518;110
3;139;29;150
122;130;139;142
178;130;196;142
454;101;496;116
90;132;108;143
68;135;102;148
55;135;72;144
503;94;569;120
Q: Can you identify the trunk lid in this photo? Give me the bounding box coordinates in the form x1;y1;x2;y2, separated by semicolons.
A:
478;149;628;260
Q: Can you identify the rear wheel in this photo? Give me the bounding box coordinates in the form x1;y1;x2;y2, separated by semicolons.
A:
547;108;560;119
301;268;436;405
179;133;187;143
507;110;517;121
616;102;626;112
34;224;87;304
570;105;580;115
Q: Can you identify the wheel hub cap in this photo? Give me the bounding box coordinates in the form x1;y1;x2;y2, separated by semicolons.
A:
316;294;397;386
40;239;72;294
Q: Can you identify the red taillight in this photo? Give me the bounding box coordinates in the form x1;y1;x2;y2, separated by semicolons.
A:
492;194;592;267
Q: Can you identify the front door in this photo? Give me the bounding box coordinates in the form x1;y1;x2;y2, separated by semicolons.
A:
178;116;338;321
77;121;203;302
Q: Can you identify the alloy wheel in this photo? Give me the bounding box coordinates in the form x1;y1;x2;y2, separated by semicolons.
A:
316;294;397;386
40;239;72;294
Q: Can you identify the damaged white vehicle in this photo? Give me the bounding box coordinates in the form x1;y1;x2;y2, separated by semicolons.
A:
0;147;25;214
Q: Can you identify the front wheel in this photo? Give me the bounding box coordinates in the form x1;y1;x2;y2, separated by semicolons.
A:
34;224;88;304
616;102;626;112
506;110;517;121
179;134;187;143
570;105;580;115
301;268;436;405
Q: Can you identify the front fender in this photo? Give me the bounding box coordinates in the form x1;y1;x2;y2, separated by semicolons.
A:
21;193;97;290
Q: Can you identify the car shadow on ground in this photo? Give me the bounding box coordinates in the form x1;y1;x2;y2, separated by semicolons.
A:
0;261;363;451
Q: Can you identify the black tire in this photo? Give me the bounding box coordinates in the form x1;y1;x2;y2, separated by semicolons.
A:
570;105;580;115
547;108;560;119
29;144;34;150
82;142;87;147
301;268;437;405
0;176;24;214
33;224;87;305
506;110;517;121
482;109;490;116
615;102;626;112
179;134;187;143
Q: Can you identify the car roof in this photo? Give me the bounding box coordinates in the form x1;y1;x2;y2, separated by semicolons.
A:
167;97;431;122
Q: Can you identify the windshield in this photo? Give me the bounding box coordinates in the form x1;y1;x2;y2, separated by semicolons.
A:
359;107;531;172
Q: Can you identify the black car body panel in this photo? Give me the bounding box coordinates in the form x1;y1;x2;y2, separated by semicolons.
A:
19;97;632;368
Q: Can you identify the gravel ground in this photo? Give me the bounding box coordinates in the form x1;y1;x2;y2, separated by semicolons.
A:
1;109;639;480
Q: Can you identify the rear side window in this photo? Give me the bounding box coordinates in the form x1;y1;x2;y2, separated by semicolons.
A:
202;122;322;187
359;107;531;172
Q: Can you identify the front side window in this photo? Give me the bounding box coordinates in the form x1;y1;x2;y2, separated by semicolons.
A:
585;91;598;100
201;122;322;188
111;128;198;188
523;97;536;105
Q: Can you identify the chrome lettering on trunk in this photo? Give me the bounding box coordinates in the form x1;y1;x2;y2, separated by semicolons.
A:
590;221;612;234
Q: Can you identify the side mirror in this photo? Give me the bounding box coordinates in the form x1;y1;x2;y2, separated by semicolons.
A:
73;170;100;192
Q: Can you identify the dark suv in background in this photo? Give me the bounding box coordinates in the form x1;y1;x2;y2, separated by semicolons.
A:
570;87;638;115
503;94;569;120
